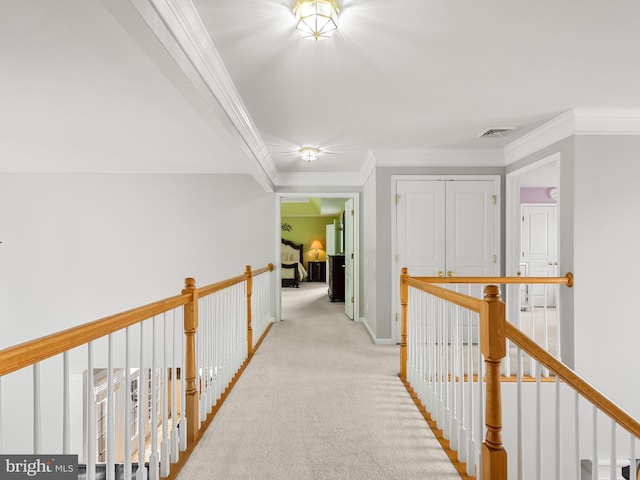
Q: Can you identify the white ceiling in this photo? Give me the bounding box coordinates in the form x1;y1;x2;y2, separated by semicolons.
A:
3;0;640;189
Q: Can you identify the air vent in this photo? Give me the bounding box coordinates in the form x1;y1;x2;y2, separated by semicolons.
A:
478;127;517;138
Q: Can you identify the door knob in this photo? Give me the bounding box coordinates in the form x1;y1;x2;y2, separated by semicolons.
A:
549;262;553;266
437;271;444;277
447;271;455;277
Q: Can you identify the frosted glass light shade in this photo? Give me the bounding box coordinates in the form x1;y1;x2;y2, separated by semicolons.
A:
293;0;340;40
299;146;320;162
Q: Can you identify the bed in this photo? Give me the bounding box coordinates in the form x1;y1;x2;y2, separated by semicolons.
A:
281;239;308;287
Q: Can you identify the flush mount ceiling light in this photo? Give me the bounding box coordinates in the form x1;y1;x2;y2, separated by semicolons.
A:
292;0;340;41
299;146;320;162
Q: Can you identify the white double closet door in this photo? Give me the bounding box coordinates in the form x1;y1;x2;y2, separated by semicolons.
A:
393;177;500;343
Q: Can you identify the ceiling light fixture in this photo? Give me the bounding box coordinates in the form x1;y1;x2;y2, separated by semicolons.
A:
292;0;340;41
299;146;320;162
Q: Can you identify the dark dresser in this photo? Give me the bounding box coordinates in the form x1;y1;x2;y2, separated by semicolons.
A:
327;255;345;302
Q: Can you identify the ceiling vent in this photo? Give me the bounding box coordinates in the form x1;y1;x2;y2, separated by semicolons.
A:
478;127;517;138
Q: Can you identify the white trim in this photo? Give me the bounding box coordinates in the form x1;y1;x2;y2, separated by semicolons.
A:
132;0;276;191
361;318;394;345
504;108;640;165
504;111;575;165
373;147;505;167
505;153;560;320
573;108;640;134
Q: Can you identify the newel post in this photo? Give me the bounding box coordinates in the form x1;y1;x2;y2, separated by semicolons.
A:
400;267;409;381
245;266;253;358
481;285;508;480
182;277;199;443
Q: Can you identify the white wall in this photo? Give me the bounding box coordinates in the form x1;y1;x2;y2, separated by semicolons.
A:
573;135;640;418
0;173;276;348
0;172;276;454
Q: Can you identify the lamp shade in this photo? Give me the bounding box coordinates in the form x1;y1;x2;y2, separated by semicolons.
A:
310;240;324;250
293;0;340;40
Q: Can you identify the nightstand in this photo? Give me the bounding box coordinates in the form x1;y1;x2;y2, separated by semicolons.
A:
307;261;326;282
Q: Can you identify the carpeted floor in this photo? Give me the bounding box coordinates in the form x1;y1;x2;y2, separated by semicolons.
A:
176;281;460;480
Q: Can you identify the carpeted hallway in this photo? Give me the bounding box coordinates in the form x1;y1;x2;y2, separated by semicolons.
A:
176;282;460;480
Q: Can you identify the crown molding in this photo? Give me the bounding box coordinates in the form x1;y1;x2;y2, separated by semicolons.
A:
372;147;505;167
504;109;640;164
132;0;276;190
573;108;640;134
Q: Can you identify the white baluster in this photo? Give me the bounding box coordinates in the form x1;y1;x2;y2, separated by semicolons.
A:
467;308;475;477
574;392;580;480
630;435;636;480
124;328;131;480
536;362;542;480
517;345;523;480
149;318;159;480
137;323;147;480
170;310;179;463
0;377;3;453
63;352;70;454
592;406;598;480
107;334;115;480
161;313;169;478
543;285;550;377
458;301;467;465
33;363;41;454
610;420;616;480
87;343;96;480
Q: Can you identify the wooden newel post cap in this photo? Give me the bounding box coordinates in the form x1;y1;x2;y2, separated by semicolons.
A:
184;277;196;290
401;267;408;275
268;263;274;271
483;284;501;300
245;265;252;275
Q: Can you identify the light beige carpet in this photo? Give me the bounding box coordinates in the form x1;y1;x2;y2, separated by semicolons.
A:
176;282;460;480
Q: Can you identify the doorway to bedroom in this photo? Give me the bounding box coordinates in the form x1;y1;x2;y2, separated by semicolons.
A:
276;193;359;323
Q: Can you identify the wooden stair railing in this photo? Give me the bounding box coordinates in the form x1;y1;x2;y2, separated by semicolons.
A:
401;270;640;480
400;270;573;480
0;263;274;480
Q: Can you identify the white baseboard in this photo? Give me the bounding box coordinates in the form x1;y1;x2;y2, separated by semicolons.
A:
361;317;395;345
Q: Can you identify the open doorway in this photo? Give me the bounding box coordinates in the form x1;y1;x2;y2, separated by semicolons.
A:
506;154;560;357
275;193;359;323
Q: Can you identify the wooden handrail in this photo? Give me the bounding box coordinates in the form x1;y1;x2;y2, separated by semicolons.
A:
0;264;276;378
404;276;484;312
0;293;190;377
415;272;574;287
251;263;274;277
505;322;640;439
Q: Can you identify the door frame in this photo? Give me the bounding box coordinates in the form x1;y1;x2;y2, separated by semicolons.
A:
390;174;501;344
505;152;560;319
275;192;360;323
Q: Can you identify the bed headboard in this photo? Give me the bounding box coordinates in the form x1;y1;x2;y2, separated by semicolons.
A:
281;238;303;264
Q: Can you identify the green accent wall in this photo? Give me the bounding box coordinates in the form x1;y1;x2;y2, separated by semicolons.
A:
281;216;338;268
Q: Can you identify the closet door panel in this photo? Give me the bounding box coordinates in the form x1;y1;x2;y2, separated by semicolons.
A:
445;180;497;278
397;180;446;277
